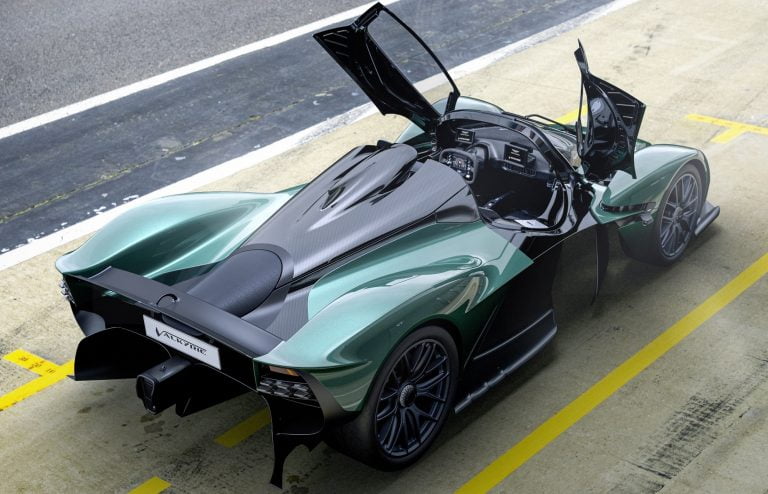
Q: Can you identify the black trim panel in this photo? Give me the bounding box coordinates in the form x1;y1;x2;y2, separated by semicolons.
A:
75;267;282;357
455;309;557;413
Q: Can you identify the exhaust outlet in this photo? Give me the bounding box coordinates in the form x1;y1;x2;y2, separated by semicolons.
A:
136;356;192;414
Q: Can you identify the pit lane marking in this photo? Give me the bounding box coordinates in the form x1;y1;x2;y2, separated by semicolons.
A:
0;349;73;411
456;252;768;493
686;114;768;143
554;106;585;124
128;476;171;494
215;408;271;447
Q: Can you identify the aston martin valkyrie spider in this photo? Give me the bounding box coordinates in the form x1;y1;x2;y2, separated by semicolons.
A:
56;3;719;487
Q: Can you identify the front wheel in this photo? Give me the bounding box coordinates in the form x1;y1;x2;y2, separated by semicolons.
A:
326;326;458;470
641;163;703;265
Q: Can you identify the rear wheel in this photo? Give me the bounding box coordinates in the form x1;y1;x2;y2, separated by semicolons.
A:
326;326;458;469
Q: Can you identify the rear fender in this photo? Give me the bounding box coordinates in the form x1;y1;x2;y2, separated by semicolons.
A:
255;221;533;411
55;191;293;280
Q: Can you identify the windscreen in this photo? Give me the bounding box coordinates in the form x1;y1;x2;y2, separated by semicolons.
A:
367;10;456;111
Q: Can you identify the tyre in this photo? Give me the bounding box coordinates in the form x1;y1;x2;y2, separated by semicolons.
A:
326;326;458;470
641;163;703;265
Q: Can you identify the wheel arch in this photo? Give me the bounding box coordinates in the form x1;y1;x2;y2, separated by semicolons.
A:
56;191;293;280
348;318;463;412
596;144;708;220
686;157;710;199
616;159;705;263
411;318;464;367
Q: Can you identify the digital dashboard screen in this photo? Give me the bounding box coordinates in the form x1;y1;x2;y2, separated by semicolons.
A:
504;144;530;166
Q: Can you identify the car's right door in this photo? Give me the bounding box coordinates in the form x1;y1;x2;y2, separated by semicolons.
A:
574;41;646;179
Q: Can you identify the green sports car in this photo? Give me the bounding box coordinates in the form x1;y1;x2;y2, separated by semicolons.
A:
56;3;719;487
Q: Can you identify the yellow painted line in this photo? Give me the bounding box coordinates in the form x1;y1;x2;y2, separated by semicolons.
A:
554;106;585;124
214;407;272;447
457;252;768;493
686;113;768;143
3;349;61;376
709;127;746;144
0;350;74;411
128;477;171;494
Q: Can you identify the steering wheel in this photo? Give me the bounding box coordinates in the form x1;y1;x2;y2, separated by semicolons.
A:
438;148;482;183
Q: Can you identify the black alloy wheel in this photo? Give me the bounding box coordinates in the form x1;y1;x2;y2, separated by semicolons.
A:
326;326;458;470
633;162;703;265
659;172;700;259
374;339;451;457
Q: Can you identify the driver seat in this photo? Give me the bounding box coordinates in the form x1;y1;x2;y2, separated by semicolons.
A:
481;176;564;228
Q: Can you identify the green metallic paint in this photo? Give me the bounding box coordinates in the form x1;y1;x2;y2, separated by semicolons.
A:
55;118;709;416
589;144;709;255
601;145;707;210
56;191;293;279
251;141;710;413
590;144;708;223
275;183;307;195
255;220;533;411
635;138;652;152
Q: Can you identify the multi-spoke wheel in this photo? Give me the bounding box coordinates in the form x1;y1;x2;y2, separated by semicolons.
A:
625;163;703;265
659;172;700;259
326;326;458;469
374;339;451;457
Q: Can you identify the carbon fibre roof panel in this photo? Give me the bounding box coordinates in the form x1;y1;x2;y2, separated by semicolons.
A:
242;144;470;279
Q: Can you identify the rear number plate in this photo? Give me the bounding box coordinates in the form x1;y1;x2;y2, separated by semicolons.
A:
143;315;221;369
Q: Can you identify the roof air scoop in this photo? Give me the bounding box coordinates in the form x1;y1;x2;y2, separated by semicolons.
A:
314;145;417;219
320;186;345;210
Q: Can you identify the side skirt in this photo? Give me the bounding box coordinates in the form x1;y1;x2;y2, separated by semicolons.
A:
454;309;557;413
694;200;720;236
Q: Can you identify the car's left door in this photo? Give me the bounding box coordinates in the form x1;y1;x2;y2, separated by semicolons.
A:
314;3;460;132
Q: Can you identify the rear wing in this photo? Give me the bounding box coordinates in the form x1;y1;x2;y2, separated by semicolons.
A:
74;267;282;358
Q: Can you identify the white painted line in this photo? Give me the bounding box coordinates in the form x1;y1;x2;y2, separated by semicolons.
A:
0;103;378;271
442;0;641;81
0;0;401;141
0;0;639;271
410;0;641;96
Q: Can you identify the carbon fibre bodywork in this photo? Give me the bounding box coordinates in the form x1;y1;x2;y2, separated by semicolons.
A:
55;3;719;487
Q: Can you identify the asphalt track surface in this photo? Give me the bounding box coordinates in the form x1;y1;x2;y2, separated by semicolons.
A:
0;0;370;126
0;0;609;253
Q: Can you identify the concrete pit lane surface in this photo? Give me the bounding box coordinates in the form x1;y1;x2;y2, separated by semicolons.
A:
1;0;768;492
